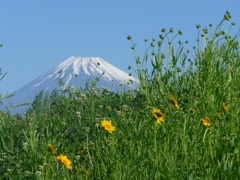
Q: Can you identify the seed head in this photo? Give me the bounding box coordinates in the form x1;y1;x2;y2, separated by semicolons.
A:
178;30;183;35
224;14;232;21
159;35;164;39
169;28;174;33
221;31;226;35
127;35;132;40
196;25;201;29
202;28;208;34
225;35;231;40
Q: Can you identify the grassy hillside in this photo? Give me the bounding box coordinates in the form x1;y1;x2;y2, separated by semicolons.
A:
0;12;240;179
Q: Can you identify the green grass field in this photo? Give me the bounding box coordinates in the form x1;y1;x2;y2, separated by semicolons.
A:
0;12;240;179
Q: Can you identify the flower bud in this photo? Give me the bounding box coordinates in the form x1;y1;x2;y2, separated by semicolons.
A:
127;35;132;40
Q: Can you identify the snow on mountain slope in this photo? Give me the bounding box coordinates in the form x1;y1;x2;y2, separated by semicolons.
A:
2;57;139;114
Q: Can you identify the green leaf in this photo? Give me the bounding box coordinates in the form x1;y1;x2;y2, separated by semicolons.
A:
4;94;15;99
13;103;31;108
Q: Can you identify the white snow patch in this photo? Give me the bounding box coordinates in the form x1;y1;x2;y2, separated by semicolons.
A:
64;74;73;89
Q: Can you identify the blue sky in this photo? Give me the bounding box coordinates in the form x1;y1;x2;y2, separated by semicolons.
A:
1;0;240;95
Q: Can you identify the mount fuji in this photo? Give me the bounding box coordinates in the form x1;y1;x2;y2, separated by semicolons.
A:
2;56;139;114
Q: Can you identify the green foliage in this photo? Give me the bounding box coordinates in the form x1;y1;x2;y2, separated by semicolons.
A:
0;68;7;82
129;12;240;113
0;68;29;110
0;12;240;179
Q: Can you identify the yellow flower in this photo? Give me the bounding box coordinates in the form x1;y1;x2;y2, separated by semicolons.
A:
46;144;57;154
101;119;116;133
222;102;228;111
56;154;72;169
152;108;166;124
201;117;210;126
170;95;179;109
77;168;90;178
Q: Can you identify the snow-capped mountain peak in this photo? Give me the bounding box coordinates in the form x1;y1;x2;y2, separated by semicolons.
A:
33;56;138;90
2;56;139;113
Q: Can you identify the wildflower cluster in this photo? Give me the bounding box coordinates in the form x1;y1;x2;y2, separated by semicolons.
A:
46;144;73;170
151;95;229;127
0;11;239;179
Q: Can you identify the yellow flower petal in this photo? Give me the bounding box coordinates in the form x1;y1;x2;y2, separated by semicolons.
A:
156;117;165;124
170;95;179;109
56;154;72;169
201;117;210;126
222;102;228;111
46;144;57;154
152;108;166;124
